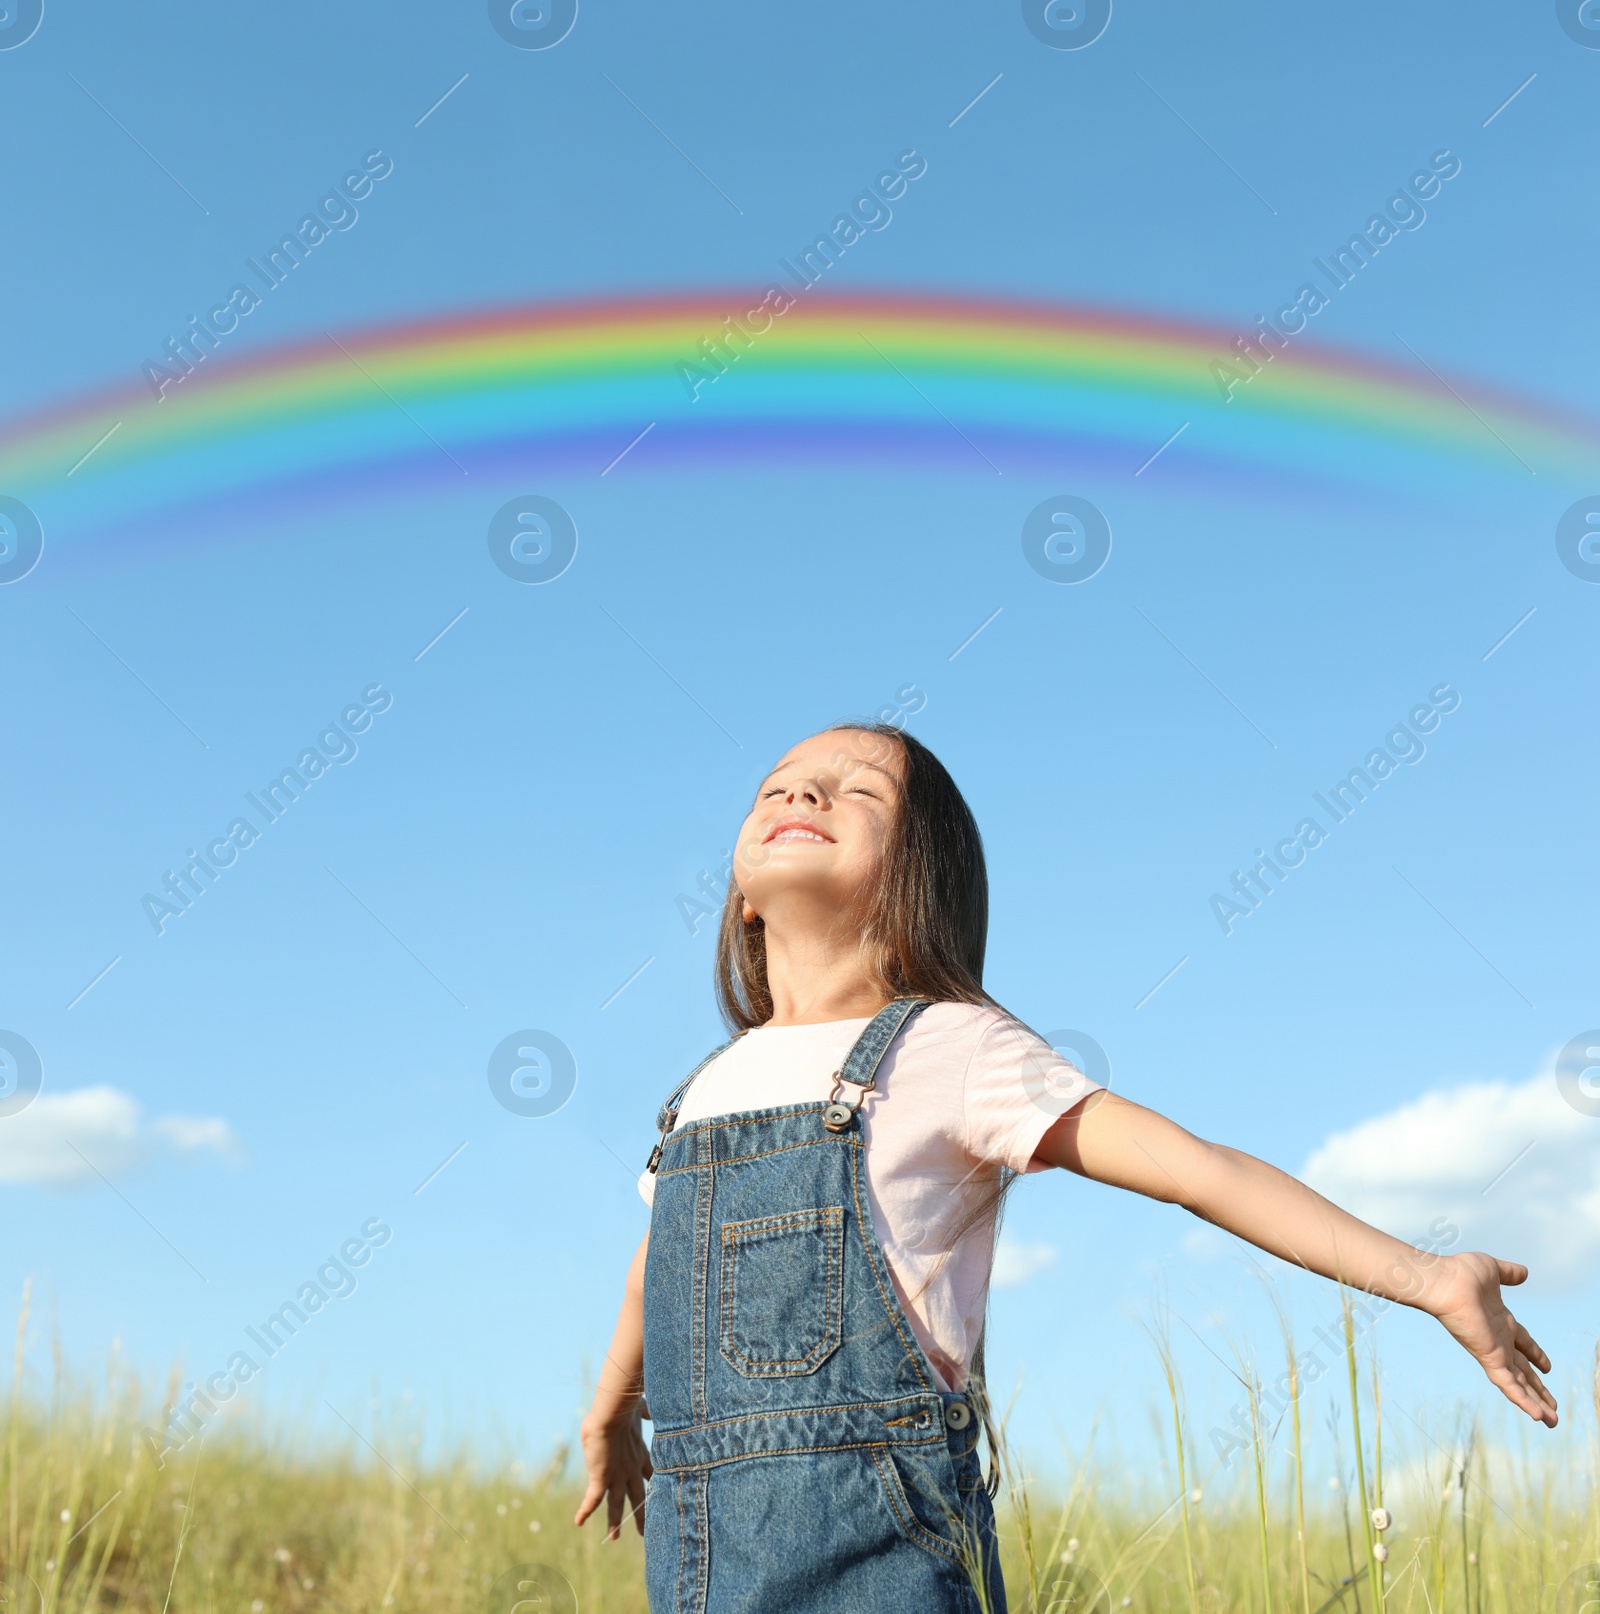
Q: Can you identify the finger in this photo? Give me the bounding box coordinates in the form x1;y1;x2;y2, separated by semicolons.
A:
1522;1379;1560;1427
606;1477;625;1540
1514;1351;1559;1415
1491;1359;1558;1427
573;1475;604;1527
1495;1258;1528;1287
1512;1321;1551;1373
1487;1362;1546;1423
1511;1355;1558;1420
627;1474;648;1537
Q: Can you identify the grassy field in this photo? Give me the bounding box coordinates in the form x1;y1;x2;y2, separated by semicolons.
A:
5;1288;1596;1613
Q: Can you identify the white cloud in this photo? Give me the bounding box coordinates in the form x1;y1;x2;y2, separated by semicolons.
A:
1299;1066;1600;1287
0;1085;240;1188
992;1238;1057;1289
150;1114;238;1154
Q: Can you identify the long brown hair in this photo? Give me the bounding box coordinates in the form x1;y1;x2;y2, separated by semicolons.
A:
711;721;1020;1499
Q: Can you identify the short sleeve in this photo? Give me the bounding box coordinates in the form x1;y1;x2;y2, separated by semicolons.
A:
638;1170;655;1207
962;1015;1103;1176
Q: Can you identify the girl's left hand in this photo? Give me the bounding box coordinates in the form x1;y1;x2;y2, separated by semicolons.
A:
1426;1251;1558;1427
574;1396;653;1539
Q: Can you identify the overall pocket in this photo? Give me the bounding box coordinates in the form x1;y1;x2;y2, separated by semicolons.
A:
719;1205;844;1376
868;1445;964;1566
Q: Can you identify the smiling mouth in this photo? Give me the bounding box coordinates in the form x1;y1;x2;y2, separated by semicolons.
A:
763;817;835;846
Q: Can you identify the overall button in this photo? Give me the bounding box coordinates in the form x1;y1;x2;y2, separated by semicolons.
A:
945;1400;972;1430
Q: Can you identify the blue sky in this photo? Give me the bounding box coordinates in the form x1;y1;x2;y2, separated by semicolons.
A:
2;0;1597;1490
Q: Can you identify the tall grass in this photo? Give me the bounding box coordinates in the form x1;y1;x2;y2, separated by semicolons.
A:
3;1290;1595;1614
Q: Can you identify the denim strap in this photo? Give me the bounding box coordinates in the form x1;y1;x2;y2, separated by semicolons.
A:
832;997;931;1095
654;1037;740;1136
646;999;930;1171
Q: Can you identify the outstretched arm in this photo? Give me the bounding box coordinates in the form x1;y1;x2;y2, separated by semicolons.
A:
1035;1090;1558;1427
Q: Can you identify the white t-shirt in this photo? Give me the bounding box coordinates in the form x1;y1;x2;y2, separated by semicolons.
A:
637;1001;1102;1394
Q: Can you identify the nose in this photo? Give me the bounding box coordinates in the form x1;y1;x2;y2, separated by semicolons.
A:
785;775;827;807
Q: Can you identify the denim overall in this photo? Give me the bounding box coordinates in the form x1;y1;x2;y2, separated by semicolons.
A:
641;999;1007;1614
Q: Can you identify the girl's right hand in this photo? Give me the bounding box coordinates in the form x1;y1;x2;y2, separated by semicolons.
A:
574;1397;653;1539
1426;1252;1559;1427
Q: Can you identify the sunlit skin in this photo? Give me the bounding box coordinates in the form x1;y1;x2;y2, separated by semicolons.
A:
731;726;908;1025
575;727;1557;1542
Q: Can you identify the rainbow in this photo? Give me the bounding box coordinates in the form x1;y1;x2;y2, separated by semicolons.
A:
2;292;1592;546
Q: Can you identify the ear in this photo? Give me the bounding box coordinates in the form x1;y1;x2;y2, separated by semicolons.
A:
741;896;758;924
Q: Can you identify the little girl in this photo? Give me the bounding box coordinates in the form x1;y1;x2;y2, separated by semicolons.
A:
576;723;1556;1613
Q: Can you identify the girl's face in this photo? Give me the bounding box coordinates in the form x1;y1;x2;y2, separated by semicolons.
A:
733;728;903;923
